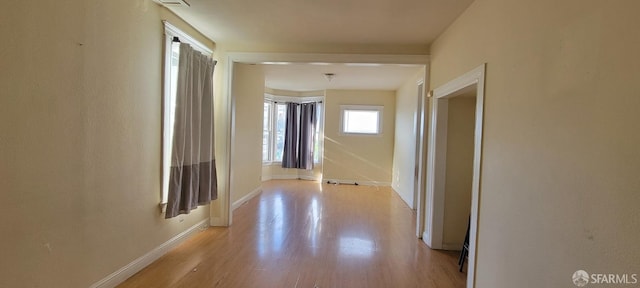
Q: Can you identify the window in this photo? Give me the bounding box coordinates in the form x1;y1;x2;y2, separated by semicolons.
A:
161;21;213;204
340;105;383;135
313;103;323;163
274;103;287;161
263;95;323;164
262;100;287;163
262;102;272;162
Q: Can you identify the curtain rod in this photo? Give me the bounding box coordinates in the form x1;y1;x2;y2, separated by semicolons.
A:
171;36;217;66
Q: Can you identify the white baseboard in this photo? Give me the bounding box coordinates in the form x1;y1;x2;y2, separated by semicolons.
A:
323;178;391;186
231;187;262;211
266;175;321;181
90;218;209;288
298;175;319;181
210;216;226;227
269;175;299;180
391;187;413;208
422;231;432;247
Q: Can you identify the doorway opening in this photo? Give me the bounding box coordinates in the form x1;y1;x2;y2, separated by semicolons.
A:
423;64;485;288
222;53;429;227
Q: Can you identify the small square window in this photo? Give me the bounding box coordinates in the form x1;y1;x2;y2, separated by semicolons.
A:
340;105;383;135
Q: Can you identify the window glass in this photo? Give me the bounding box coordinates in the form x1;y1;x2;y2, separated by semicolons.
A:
162;42;181;204
342;108;381;134
274;103;287;162
314;103;323;163
262;98;324;164
262;102;272;162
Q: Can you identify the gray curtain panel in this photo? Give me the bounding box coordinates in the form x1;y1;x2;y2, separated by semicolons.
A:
166;43;218;219
282;102;317;170
297;102;317;170
282;102;299;168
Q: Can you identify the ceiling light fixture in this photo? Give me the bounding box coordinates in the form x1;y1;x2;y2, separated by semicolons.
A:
324;73;336;82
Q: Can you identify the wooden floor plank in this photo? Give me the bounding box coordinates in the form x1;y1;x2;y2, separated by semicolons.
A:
118;180;466;287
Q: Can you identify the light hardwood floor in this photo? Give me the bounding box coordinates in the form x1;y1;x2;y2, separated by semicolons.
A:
118;180;466;287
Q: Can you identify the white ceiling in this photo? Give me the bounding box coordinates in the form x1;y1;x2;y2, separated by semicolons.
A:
162;0;473;49
262;62;424;91
161;0;473;92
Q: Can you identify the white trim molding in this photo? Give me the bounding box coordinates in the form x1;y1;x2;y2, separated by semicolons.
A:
162;21;213;55
424;64;486;288
231;187;262;211
225;52;430;228
227;52;429;66
262;175;322;181
414;70;429;238
323;179;391;187
265;175;302;181
392;186;414;208
90;219;209;288
298;175;319;181
210;216;226;227
264;93;324;103
339;105;384;136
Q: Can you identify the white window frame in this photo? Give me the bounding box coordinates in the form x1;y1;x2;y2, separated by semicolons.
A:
340;105;384;136
263;94;324;165
313;102;324;164
162;21;213;204
262;101;273;163
262;98;286;164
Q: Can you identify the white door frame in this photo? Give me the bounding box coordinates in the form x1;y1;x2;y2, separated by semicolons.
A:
423;64;485;288
220;52;430;227
414;77;429;238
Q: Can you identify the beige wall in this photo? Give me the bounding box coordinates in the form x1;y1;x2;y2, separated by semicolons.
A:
323;90;395;184
430;0;640;286
442;96;475;248
0;1;219;287
231;64;265;204
391;70;425;207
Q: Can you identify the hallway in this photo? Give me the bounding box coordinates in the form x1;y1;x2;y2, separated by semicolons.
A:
119;180;465;287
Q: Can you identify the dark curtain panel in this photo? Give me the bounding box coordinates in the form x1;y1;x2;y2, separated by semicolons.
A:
297;102;317;170
282;102;317;170
282;102;299;168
